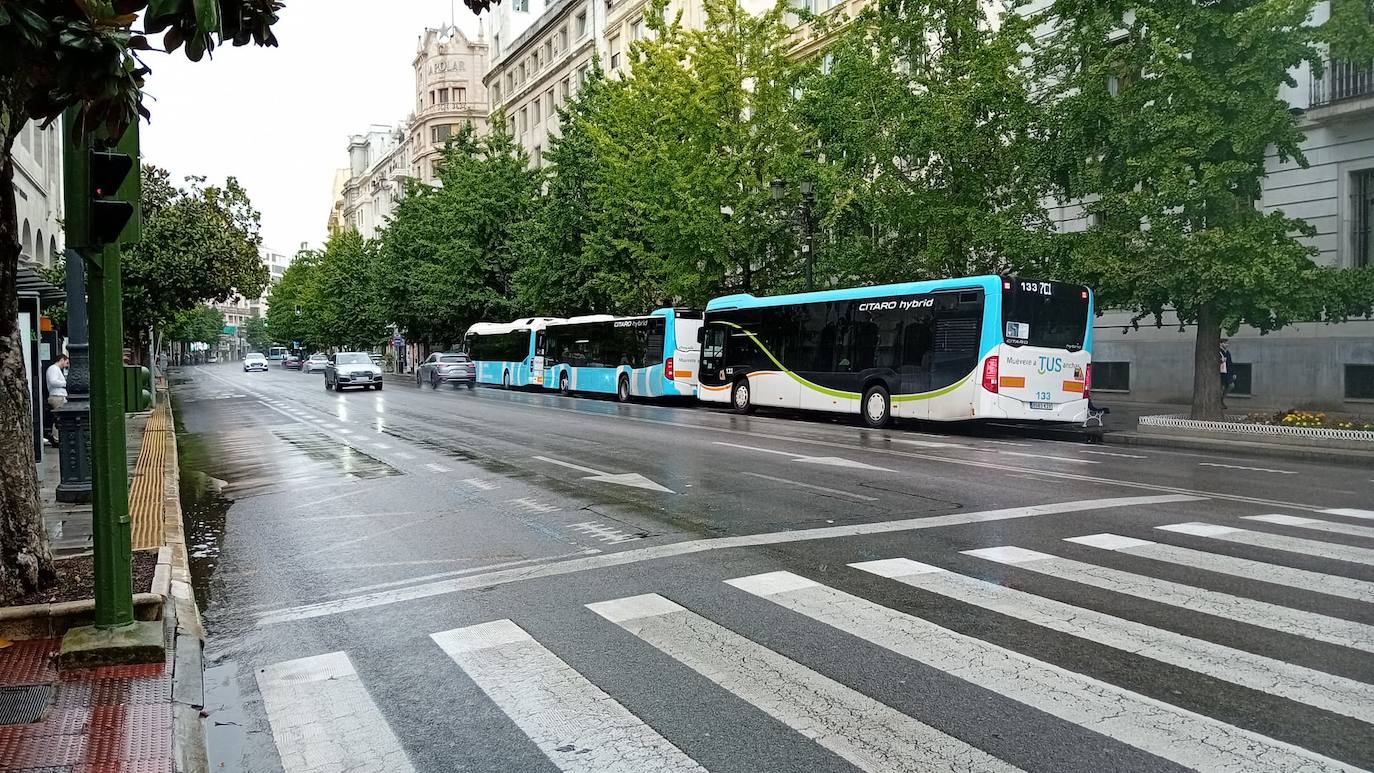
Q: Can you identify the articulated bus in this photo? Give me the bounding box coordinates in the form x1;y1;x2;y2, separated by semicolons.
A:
463;317;563;388
541;308;704;401
697;275;1092;427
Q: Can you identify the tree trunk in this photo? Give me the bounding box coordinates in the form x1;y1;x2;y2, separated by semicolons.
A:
0;147;57;603
1190;304;1225;421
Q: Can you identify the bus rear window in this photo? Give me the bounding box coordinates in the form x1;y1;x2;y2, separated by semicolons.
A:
1003;281;1089;351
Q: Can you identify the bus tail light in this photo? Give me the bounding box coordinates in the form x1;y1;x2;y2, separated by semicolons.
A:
665;357;675;380
981;356;999;393
1083;363;1091;401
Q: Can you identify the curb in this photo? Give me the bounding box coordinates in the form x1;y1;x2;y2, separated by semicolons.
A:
1105;431;1374;466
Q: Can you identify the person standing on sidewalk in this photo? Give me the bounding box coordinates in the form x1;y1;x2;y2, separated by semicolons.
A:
44;353;69;447
1219;338;1234;408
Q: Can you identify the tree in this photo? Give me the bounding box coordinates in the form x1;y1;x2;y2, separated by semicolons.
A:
164;305;225;347
802;0;1055;285
1039;0;1374;420
312;229;388;349
265;248;320;350
0;1;280;602
377;122;539;345
242;314;270;353
123;166;268;350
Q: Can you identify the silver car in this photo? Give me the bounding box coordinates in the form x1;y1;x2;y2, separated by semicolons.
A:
301;354;328;373
417;352;476;389
325;352;383;391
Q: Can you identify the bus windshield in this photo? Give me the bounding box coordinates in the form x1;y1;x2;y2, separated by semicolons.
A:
1002;280;1089;351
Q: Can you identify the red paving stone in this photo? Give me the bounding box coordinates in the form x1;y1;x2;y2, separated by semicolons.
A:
0;638;175;771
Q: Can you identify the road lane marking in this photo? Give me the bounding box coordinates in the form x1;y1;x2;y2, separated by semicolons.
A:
1065;533;1374;604
851;558;1374;724
1322;508;1374;521
1156;522;1374;566
289;489;361;509
569;521;643;543
257;652;415;773
255;495;1202;625
299;511;418;522
513;497;559;514
1243;514;1374;540
462;478;499;490
740;471;879;502
997;451;1099;464
728;571;1360;773
1080;450;1149;459
965;546;1374;654
712;441;894;472
425;463;451;473
432;620;707;773
887;438;968;449
588;593;1019;773
532;455;674;493
1197;462;1296;474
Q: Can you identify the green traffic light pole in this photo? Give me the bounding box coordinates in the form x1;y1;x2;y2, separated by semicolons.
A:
59;110;162;666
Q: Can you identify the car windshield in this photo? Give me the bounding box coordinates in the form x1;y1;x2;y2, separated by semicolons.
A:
335;353;371;365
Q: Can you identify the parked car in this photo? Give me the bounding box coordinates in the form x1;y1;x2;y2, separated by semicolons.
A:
370;353;383;367
282;353;303;370
325;351;383;391
302;354;328;374
243;352;269;372
417;352;476;389
207;354;219;364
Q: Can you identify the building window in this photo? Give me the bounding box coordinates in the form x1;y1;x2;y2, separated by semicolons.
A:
431;124;455;144
429;90;436;105
519;107;528;135
545;41;553;64
545;89;555;119
559;26;569;51
532;99;541;125
493;33;501;56
533;145;542;168
1229;363;1252;396
559;78;570;103
1353;168;1374;268
455;87;467;103
519;63;526;83
513;0;528;11
492;82;501;102
609;35;621;69
1092;361;1130;392
532;51;540;71
1346;364;1374;400
576;10;588;38
577;65;589;86
506;73;514;92
438;88;449;103
631;18;646;40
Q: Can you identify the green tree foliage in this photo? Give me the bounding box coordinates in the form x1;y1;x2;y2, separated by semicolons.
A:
264;248;320;350
0;0;280;602
802;0;1053;285
312;229;389;349
164;305;225;345
123;166;268;336
1039;0;1374;420
377;122;539;345
242;314;270;352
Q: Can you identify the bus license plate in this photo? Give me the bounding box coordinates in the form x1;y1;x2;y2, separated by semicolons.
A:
1029;401;1054;410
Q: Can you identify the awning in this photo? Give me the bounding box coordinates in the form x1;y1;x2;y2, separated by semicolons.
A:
15;261;64;303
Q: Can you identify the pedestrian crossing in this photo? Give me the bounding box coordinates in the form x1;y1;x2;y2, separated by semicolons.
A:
255;508;1374;773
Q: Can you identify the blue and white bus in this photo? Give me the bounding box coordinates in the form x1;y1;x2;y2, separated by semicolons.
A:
541;308;704;402
696;276;1092;427
463;317;563;388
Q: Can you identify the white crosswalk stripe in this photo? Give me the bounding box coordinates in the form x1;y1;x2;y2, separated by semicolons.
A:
965;546;1374;654
257;652;415;773
1244;514;1374;540
1156;521;1374;566
431;619;706;773
588;593;1020;773
727;571;1361;773
1065;532;1374;604
850;557;1374;724
1322;508;1374;520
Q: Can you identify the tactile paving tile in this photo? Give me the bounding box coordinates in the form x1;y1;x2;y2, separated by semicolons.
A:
75;760;176;773
2;727;86;767
53;677;168;709
61;662;167;682
0;640;59;685
83;704;174;763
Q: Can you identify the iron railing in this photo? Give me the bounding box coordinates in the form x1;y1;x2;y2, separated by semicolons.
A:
1311;58;1374;107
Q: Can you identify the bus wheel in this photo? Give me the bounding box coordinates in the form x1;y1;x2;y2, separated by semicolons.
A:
732;380;754;414
560;372;570;395
616;376;632;403
863;385;891;428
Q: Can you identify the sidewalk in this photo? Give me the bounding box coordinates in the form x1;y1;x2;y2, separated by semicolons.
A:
0;396;201;772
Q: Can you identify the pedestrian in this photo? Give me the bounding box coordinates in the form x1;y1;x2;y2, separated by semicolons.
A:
1219;338;1234;408
44;353;69;448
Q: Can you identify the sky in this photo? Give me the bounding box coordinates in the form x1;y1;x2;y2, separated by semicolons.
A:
140;0;484;255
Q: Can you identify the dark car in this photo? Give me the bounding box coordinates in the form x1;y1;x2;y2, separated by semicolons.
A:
282;353;303;370
417;352;476;389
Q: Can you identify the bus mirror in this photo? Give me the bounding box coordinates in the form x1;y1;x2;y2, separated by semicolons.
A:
697;327;706;344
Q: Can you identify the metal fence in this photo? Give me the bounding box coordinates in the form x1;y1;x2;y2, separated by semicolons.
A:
1311;58;1374;107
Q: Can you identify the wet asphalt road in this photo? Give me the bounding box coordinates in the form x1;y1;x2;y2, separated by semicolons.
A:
172;363;1374;773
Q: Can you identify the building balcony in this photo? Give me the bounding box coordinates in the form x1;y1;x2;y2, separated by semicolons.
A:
417;100;487;117
1311;58;1374;109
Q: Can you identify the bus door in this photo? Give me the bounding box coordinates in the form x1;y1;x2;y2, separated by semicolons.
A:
532;330;547;386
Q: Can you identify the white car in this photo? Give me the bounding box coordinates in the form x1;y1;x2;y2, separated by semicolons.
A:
243;353;269;372
302;354;329;373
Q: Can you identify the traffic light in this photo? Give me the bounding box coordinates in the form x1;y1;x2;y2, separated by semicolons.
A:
90;149;135;246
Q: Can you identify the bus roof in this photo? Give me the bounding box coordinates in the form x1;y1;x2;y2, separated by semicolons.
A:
464;317;563;336
705;276;1004;312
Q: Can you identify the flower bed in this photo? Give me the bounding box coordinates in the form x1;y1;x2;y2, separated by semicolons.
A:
1241;410;1374;432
